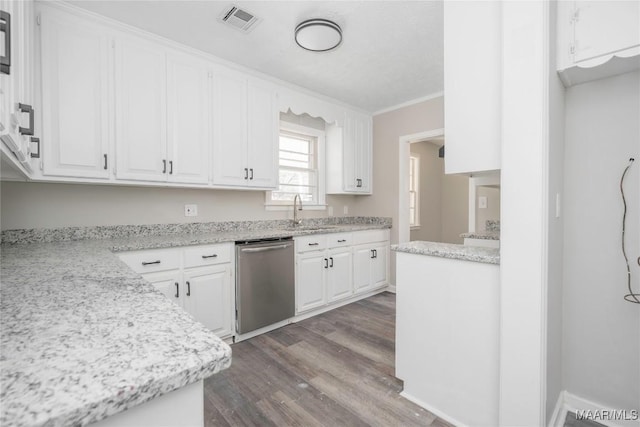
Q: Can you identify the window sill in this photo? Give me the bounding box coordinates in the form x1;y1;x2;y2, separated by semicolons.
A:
265;204;327;211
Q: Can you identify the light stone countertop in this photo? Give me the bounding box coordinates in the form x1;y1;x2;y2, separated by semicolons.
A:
391;240;500;265
459;231;500;240
0;219;391;427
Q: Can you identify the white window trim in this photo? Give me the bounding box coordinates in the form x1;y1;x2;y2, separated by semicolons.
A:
265;121;326;211
409;153;420;228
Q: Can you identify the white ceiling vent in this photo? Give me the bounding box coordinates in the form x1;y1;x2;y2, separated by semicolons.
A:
219;5;260;33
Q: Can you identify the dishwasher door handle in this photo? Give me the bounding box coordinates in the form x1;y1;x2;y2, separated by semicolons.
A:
241;244;291;253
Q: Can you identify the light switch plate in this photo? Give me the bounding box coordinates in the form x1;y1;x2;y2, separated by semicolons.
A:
478;196;488;209
184;204;198;217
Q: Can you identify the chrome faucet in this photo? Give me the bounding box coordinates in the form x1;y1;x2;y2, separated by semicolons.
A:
292;194;303;226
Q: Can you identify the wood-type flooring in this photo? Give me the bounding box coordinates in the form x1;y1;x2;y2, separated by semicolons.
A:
204;292;452;427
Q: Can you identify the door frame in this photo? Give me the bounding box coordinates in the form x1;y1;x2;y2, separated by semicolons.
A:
397;128;445;244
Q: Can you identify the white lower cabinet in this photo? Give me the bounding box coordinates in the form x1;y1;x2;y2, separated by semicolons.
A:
118;243;233;339
295;230;389;314
296;251;327;313
182;265;232;337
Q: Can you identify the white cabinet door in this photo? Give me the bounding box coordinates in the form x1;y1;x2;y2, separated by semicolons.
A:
40;10;110;178
166;53;210;184
296;252;326;313
115;38;167;182
327;248;352;303
573;1;640;64
342;114;358;192
142;270;182;306
353;245;373;294
354;113;372;193
246;79;277;189
183;265;232;338
371;244;388;288
212;69;247;187
444;1;501;174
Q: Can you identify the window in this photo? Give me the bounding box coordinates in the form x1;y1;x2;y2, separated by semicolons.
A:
267;122;325;208
409;154;420;227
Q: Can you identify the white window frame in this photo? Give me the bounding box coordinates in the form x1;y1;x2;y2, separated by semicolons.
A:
265;121;326;211
409;154;420;229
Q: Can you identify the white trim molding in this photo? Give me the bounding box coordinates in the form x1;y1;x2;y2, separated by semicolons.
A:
373;91;444;116
550;391;640;427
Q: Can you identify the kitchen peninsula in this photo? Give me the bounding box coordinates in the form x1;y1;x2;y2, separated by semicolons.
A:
393;241;500;426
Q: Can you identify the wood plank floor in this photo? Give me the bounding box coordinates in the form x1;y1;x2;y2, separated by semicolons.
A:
204;292;453;427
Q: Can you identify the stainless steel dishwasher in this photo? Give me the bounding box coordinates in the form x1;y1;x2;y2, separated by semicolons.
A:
235;237;295;334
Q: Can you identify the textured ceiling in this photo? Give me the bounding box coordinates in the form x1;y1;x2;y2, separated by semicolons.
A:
67;0;444;113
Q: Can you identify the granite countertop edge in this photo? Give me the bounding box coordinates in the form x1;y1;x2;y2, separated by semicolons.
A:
459;231;500;240
391;241;500;265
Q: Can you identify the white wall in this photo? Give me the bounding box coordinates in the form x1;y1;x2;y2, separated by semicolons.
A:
545;1;566;422
562;71;640;411
0;182;355;230
475;186;500;232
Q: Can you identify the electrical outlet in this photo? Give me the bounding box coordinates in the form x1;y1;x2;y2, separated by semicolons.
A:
184;204;198;217
343;205;349;215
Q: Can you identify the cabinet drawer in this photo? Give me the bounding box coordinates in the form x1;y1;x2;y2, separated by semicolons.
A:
183;243;232;268
326;232;353;249
352;229;390;245
118;248;182;274
295;235;327;253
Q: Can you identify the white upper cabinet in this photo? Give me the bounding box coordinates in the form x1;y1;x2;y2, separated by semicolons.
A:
557;1;640;87
444;1;501;175
0;0;36;174
115;37;167;182
246;78;277;189
326;110;372;194
212;69;247;187
40;8;110;179
166;53;211;184
212;71;277;189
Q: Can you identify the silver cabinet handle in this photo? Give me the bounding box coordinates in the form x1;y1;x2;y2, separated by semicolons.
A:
337;239;346;243
201;254;218;259
103;154;108;170
186;281;191;296
162;159;167;173
175;282;179;298
169;160;173;175
249;168;253;180
241;244;291;253
308;242;319;246
30;137;40;158
329;257;334;268
324;258;328;268
18;103;34;136
244;168;248;179
141;260;161;266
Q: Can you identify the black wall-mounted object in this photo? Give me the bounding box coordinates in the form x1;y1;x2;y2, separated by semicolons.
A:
0;11;11;75
438;145;445;158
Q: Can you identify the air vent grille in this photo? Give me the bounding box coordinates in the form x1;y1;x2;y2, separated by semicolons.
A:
220;5;259;33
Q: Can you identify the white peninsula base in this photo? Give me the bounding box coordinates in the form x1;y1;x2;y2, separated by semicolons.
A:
395;251;500;427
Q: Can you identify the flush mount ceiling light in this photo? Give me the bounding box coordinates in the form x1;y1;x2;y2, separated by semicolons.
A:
295;19;342;52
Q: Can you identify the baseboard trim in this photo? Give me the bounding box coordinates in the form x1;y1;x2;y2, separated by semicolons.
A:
387;284;396;293
550;390;640;427
400;391;468;427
